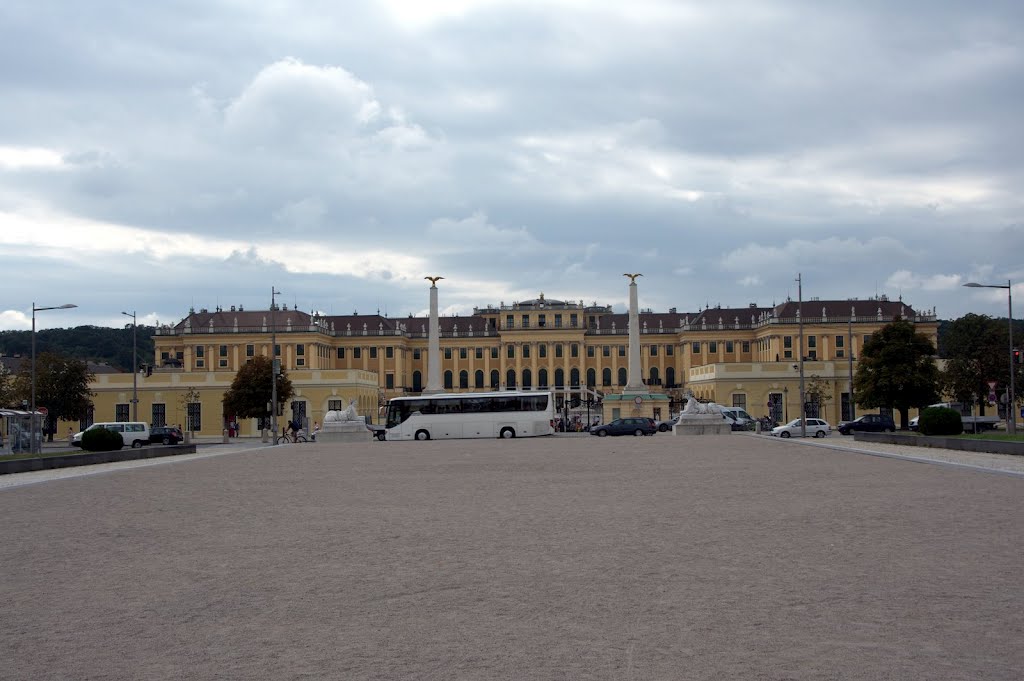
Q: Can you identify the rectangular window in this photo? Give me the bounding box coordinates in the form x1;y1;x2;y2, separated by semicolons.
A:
187;402;202;432
274;344;281;356
491;347;499;359
555;344;563;358
587;346;595;357
784;336;793;349
649;345;658;356
152;404;166;428
571;344;579;358
709;341;718;353
539;344;547;358
353;347;361;359
691;342;700;354
115;403;129;422
195;345;205;358
808;336;817;348
666;344;674;356
836;349;845;358
507;345;515;359
784;350;793;359
444;348;452;360
296;344;304;356
522;314;529;328
538;314;546;328
726;341;734;353
294;358;303;367
370;347;378;359
385;373;394;389
475;347;483;359
506;315;514;329
742;341;750;353
219;359;229;368
522;344;531;359
555;314;562;328
195;359;205;368
219;345;228;357
328;399;345;411
413;348;420;360
570;314;578;327
619;345;626;357
386;346;394;359
836;335;845;348
603;345;611;357
732;394;747;410
460;347;467;359
246;344;254;357
864;334;871;346
337;347;346;359
808;350;817;359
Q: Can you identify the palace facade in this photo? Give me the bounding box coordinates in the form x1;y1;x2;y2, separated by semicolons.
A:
80;291;938;437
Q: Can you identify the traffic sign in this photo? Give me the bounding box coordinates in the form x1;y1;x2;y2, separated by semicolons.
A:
37;406;48;416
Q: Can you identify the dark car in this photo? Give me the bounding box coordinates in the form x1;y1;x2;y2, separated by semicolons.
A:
590;417;657;437
837;414;896;435
150;426;184;445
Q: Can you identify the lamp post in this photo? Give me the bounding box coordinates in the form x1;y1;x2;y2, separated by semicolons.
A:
783;386;789;422
848;314;855;422
270;287;281;442
121;310;138;421
31;302;77;454
964;280;1015;435
796;273;806;437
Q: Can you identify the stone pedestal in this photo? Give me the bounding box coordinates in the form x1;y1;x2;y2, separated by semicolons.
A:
673;415;732;436
317;416;372;443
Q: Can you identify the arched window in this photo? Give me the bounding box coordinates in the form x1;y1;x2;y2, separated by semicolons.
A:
570;368;580;387
522;368;532;388
649;367;660;385
554;368;565;388
586;368;596;387
618;368;627;386
490;369;500;389
506;369;517;388
412;371;422;392
459;370;469;389
538;368;548;388
666;367;676;388
602;368;612;386
475;370;485;389
444;370;453;389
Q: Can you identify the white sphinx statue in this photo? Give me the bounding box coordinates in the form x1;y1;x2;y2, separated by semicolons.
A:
681;393;722;416
325;399;359;423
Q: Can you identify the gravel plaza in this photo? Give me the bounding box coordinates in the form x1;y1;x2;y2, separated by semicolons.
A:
1;434;1022;680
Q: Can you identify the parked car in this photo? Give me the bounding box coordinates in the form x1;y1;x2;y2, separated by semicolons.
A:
655;415;679;432
590;417;658;437
719;407;756;430
837;414;896;435
771;418;832;438
149;426;184;445
909;416;919;431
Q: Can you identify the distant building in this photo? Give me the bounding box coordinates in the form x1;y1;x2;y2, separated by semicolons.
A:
70;292;936;436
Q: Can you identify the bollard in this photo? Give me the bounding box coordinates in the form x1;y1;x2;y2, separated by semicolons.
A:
261;428;269;443
755;421;762;434
222;428;229;443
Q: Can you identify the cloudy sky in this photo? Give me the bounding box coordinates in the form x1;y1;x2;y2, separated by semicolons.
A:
2;0;1022;331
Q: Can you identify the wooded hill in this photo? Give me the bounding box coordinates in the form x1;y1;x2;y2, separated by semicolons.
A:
0;326;156;373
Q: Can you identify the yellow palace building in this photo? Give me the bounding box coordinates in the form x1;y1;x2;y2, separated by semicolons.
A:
79;292;937;437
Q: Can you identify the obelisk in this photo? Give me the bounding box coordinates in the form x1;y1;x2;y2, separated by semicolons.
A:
623;273;646;393
424;276;444;393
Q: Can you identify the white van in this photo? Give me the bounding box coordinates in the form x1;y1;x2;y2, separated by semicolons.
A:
72;422;150;449
719;408;755;430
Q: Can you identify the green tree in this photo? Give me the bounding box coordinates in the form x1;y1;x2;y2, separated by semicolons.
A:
15;353;94;441
177;386;201;435
222;356;294;423
0;363;15;408
854;319;939;429
940;313;1013;415
804;374;833;418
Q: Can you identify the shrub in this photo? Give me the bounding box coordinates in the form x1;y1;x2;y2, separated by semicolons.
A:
81;427;124;452
918;407;963;436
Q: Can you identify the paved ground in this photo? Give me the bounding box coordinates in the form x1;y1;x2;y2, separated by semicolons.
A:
1;435;1022;680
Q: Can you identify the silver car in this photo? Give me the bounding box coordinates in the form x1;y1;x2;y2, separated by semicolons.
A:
771;418;832;438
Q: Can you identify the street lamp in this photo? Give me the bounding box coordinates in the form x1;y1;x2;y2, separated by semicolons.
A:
270;287;281;442
121;310;138;422
964;280;1015;435
31;302;77;454
783;386;789;422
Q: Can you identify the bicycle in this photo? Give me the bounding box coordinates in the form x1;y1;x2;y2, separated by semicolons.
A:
275;431;308;444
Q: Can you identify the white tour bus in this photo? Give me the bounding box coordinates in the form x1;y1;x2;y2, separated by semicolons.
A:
382;391;555;440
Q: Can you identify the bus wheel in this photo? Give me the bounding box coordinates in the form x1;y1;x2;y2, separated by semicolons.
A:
499;427;515;439
415;430;430;441
376;431;386;441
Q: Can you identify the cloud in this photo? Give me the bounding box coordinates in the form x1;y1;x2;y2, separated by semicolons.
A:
0;146;66;170
885;270;963;292
0;310;30;330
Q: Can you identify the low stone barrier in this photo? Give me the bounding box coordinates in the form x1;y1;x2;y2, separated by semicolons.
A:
0;444;198;475
853;432;1024;456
